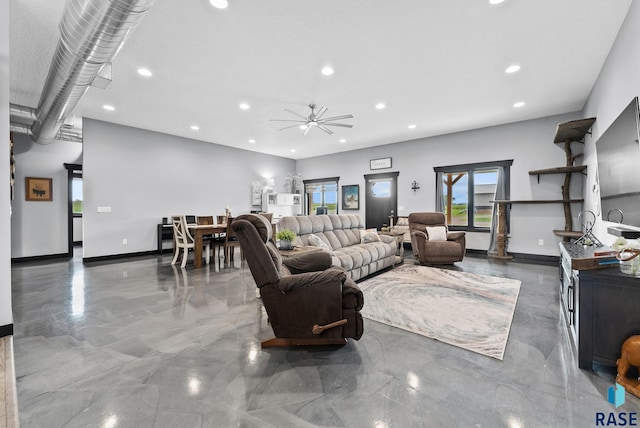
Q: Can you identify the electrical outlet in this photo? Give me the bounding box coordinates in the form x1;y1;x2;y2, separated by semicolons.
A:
122;238;128;245
538;239;544;246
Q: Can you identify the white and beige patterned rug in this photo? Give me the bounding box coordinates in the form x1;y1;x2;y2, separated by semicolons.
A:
359;264;522;360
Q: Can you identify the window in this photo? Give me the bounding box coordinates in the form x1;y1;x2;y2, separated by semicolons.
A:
435;160;512;231
303;177;339;214
72;176;83;216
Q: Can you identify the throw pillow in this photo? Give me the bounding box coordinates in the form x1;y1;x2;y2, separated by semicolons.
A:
360;230;381;244
396;217;409;226
308;233;333;254
425;226;447;241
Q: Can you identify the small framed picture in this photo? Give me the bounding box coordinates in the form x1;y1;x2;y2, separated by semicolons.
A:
25;177;52;201
342;184;360;210
370;157;392;170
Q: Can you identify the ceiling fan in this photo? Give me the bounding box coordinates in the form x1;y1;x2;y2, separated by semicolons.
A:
270;104;354;135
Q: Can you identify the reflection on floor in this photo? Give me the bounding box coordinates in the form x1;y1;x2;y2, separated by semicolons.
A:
10;248;638;427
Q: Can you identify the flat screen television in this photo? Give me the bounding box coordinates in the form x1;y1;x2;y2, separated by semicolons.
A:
596;96;640;237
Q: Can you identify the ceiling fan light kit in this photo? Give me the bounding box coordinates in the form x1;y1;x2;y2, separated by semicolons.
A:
270;104;354;135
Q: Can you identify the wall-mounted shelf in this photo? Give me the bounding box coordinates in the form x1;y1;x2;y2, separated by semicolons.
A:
493;199;584;204
528;165;588;183
490;117;596;260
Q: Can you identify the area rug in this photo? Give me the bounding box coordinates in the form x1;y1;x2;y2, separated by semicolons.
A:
359;264;521;360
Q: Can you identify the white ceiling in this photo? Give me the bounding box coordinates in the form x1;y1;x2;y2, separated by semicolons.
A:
9;0;633;159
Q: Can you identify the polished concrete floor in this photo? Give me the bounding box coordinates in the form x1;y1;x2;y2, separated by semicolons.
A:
10;248;639;427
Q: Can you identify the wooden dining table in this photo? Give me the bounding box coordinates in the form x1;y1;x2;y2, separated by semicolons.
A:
188;223;227;268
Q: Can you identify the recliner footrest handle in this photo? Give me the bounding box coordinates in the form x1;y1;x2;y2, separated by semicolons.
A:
312;319;347;334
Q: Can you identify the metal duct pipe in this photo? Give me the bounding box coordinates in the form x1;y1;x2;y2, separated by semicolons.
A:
10;103;36;125
11;103;83;142
31;0;155;144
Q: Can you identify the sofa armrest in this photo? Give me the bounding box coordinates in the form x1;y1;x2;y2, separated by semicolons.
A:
447;231;465;241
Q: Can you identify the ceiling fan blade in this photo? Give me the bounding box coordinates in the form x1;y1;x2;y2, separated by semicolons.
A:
323;122;353;128
303;125;312;136
279;124;306;131
316;106;328;119
270;119;307;123
284;109;310;120
319;114;354;122
317;125;334;135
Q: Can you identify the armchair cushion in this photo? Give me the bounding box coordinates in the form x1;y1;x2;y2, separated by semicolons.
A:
425;226;447;241
282;250;332;274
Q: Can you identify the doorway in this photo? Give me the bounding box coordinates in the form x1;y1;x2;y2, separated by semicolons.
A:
64;163;83;257
364;172;398;229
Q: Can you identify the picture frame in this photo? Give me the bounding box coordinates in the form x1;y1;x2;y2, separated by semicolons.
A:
342;184;360;210
370;157;392;170
25;177;52;201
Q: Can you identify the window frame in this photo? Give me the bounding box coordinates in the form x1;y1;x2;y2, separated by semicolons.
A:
302;177;340;215
434;160;512;232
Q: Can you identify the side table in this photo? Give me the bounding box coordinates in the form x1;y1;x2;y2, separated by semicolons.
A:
379;230;405;264
278;246;323;258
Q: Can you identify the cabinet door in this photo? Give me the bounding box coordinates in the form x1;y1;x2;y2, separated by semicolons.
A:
277;193;293;205
590;281;640;364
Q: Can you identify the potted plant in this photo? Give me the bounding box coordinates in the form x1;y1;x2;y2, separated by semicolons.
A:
276;229;296;250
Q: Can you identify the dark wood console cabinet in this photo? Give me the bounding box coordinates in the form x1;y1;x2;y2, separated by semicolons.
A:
559;242;640;369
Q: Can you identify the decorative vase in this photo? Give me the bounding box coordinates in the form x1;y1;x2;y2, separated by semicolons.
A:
279;241;293;250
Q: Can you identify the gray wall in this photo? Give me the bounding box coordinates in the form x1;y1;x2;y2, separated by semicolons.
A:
10;134;82;258
583;0;640;245
297;112;582;256
82;119;295;258
1;0;12;328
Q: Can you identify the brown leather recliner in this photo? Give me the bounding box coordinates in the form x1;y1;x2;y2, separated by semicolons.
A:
409;212;466;264
231;214;364;346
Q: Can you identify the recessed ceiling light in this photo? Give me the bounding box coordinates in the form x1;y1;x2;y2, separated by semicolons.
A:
339;139;346;143
513;101;525;108
321;66;334;76
505;64;520;74
239;103;250;110
408;124;416;129
489;0;505;4
209;0;228;9
137;67;152;77
299;125;308;130
375;103;386;110
290;149;296;153
248;139;256;143
103;104;115;111
190;125;200;130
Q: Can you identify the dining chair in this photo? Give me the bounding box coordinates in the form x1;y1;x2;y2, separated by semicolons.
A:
171;215;210;267
224;217;243;264
197;215;224;260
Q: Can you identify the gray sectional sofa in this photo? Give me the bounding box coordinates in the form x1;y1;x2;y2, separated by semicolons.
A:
278;214;397;281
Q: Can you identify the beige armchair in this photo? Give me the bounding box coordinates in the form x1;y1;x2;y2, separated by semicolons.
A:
409;212;465;264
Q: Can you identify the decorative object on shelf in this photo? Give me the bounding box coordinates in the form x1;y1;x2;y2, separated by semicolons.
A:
275;229;296;250
270;103;354;135
25;177;52;201
370;157;392;170
616;247;640;276
616;335;640;399
411;180;420;193
573;211;603;247
341;184;359;210
284;172;301;193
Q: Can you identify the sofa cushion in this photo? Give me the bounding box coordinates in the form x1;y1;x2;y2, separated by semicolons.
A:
425;225;447;241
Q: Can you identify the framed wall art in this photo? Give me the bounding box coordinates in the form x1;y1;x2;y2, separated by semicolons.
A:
370;157;392;170
25;177;52;201
342;184;359;210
